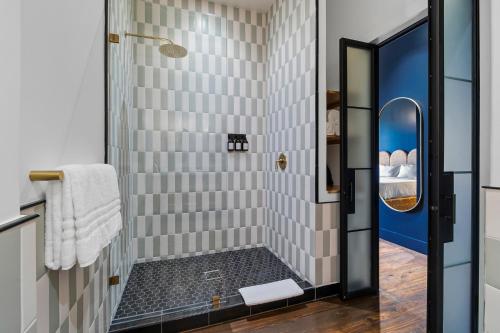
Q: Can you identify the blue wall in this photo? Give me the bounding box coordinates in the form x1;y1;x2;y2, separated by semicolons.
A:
379;101;417;153
379;22;428;254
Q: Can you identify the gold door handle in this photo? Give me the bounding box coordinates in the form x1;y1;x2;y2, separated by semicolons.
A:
275;153;287;171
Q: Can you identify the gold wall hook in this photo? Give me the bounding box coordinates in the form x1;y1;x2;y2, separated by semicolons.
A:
275;153;287;171
29;170;64;181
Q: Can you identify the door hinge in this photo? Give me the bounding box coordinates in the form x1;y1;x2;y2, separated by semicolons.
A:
108;275;120;286
109;33;120;44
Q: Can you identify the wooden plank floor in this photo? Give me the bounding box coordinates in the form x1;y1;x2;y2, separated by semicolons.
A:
193;240;427;333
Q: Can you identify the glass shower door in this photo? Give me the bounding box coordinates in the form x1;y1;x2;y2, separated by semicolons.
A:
339;39;378;299
429;0;478;331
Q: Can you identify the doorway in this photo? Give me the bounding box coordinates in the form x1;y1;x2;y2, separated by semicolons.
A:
377;19;429;330
319;0;480;332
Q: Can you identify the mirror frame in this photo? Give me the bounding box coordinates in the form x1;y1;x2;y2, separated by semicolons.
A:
378;97;423;213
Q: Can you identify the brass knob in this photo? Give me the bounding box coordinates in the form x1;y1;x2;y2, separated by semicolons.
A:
275;153;287;171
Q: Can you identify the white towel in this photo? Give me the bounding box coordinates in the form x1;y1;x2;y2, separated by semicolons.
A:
326;109;340;136
45;164;122;270
238;279;304;306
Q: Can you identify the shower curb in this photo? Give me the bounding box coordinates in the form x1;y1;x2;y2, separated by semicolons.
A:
109;283;340;332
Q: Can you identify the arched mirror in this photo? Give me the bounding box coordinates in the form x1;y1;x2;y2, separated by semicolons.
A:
379;97;422;212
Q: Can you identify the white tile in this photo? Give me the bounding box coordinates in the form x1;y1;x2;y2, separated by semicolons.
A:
486;190;500;240
160;235;168;256
20;222;37;332
485;284;500;333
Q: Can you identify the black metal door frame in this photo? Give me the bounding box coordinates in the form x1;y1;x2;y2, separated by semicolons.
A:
339;38;379;300
427;0;480;332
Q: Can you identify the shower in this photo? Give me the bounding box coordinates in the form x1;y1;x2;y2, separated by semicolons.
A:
125;32;187;58
107;1;328;331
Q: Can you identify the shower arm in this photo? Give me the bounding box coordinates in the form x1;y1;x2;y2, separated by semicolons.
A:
125;32;174;44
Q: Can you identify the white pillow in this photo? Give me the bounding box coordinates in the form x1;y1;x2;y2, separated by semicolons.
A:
380;165;400;177
398;164;417;179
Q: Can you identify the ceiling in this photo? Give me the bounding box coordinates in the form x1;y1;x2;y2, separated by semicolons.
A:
209;0;273;12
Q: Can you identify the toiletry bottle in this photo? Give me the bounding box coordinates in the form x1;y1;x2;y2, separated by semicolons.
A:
242;136;249;151
227;135;235;151
234;135;242;151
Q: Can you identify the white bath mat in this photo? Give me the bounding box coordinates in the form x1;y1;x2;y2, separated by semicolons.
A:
238;279;304;306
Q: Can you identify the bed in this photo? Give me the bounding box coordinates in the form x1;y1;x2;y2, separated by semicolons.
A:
379;149;417;211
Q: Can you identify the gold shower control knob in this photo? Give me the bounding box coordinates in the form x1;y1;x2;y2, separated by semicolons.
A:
275;153;287;171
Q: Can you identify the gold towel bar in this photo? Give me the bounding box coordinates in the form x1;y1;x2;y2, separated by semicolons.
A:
29;170;64;181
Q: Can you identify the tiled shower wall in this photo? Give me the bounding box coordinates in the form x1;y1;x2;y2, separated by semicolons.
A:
107;0;135;318
130;0;338;286
19;205;119;333
265;0;338;286
132;0;267;261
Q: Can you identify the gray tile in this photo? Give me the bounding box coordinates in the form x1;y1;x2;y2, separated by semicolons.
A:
49;271;60;333
486;237;500;289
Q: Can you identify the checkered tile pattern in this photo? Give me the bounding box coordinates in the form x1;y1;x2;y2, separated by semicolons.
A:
264;0;318;284
264;0;339;286
315;203;339;285
108;0;135;322
19;201;128;333
132;0;267;261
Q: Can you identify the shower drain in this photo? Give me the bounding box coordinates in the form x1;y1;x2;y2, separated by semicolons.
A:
204;269;222;281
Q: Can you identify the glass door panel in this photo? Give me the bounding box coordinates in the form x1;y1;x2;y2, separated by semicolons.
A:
443;78;472;172
346;47;372;108
347;230;372;291
442;0;474;331
430;0;477;331
340;39;378;299
347;108;372;168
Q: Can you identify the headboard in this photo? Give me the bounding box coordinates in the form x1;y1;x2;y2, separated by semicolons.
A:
407;149;417;165
379;149;417;166
379;151;390;166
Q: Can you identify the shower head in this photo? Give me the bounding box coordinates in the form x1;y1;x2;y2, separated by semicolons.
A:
159;42;188;58
125;32;187;58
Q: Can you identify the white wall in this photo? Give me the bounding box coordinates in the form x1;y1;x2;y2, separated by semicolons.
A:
0;0;21;222
479;1;492;332
325;0;427;90
483;0;498;332
489;0;500;186
19;0;106;206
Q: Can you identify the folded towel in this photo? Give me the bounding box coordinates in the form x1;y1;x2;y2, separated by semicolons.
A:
326;118;335;135
238;279;304;306
45;164;122;270
327;109;340;136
